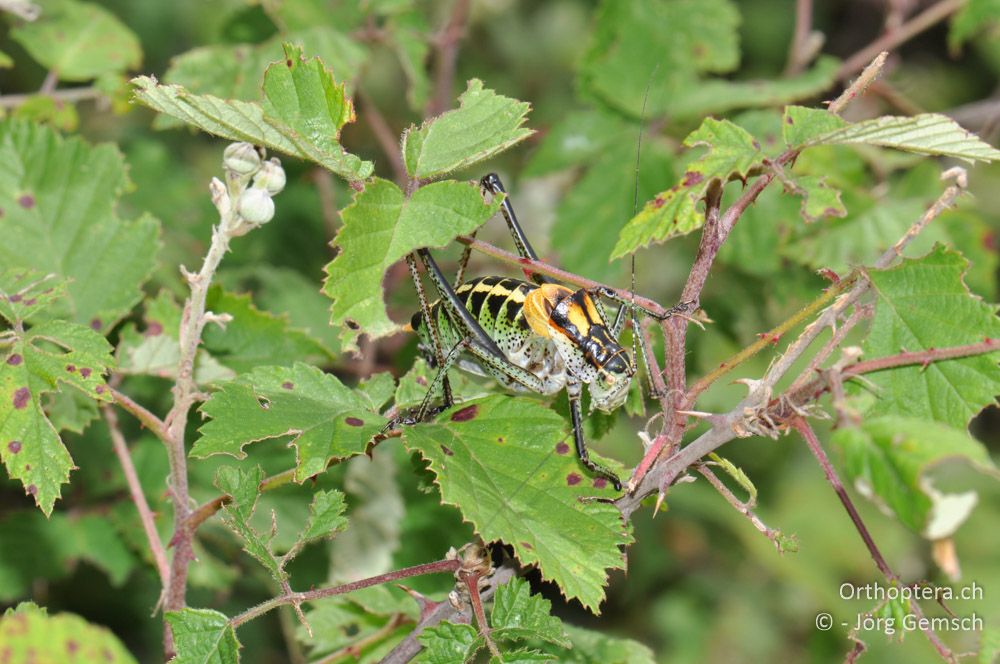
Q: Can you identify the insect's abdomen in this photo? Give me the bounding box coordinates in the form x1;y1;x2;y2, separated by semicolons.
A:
411;276;567;394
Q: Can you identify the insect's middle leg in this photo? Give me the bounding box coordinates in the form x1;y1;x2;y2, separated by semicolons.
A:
567;378;622;491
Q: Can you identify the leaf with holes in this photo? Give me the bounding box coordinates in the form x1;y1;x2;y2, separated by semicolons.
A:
402;79;533;178
193;363;385;481
132;43;372;182
858;246;1000;429
165;608;240;664
831;417;999;539
612;118;763;258
0;602;137;663
1;319;113;515
402;396;632;612
322;178;501;352
0;120;160;333
10;0;141;82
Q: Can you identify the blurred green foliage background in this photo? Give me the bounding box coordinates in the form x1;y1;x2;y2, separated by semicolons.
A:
0;1;998;662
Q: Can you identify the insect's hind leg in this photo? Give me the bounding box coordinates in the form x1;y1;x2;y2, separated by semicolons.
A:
480;173;548;286
406;253;453;408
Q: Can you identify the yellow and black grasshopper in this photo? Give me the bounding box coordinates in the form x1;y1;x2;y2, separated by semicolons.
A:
401;174;688;491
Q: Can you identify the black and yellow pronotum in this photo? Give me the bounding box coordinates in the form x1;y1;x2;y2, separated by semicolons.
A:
404;174;687;491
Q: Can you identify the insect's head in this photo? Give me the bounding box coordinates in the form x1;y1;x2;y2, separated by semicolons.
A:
525;284;635;411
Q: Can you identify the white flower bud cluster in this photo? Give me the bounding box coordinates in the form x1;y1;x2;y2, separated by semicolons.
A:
215;142;286;236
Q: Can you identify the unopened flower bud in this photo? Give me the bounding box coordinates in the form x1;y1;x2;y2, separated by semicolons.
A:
252;158;286;196
223;142;261;176
236;187;275;225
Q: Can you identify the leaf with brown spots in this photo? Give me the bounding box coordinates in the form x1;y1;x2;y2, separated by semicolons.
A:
0;269;69;325
402;396;632;613
612;118;764;258
0;121;159;333
1;319;113;515
193;363;386;481
0;602;137;663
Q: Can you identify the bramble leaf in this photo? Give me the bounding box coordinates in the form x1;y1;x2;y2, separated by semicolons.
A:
860;246;1000;429
322;178;501;352
115;291;234;384
0;269;68;324
131;43;373;182
402;79;533;179
165;608;240;664
419;578;569;662
215;465;284;581
794;111;1000;163
0;316;113;515
0;120;160;332
193;363;385;481
402;397;632;612
10;0;141;82
781;105;848;147
0;602;137;663
612;118;763;258
298;489;348;545
794;175;847;223
831;417;999;538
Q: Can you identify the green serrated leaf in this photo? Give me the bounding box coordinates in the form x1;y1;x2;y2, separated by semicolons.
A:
214;465;284;580
0;120;160;332
322;178;501;352
804;113;1000;163
0;269;69;324
298;489;348;544
202;287;331;373
193;363;385;481
131;43;372;182
356;372;397;412
115;290;234;384
794;175;847;223
394;357;491;410
860;245;1000;428
0;602;137;663
782;105;849;147
403;396;632;612
416;621;479;664
612;118;763;258
832;417;998;538
10;0;141;82
165;608;240;664
491;578;570;648
402;79;533;178
1;319;113;514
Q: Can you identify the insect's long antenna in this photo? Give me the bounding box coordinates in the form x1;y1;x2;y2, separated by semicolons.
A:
630;64;661;394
